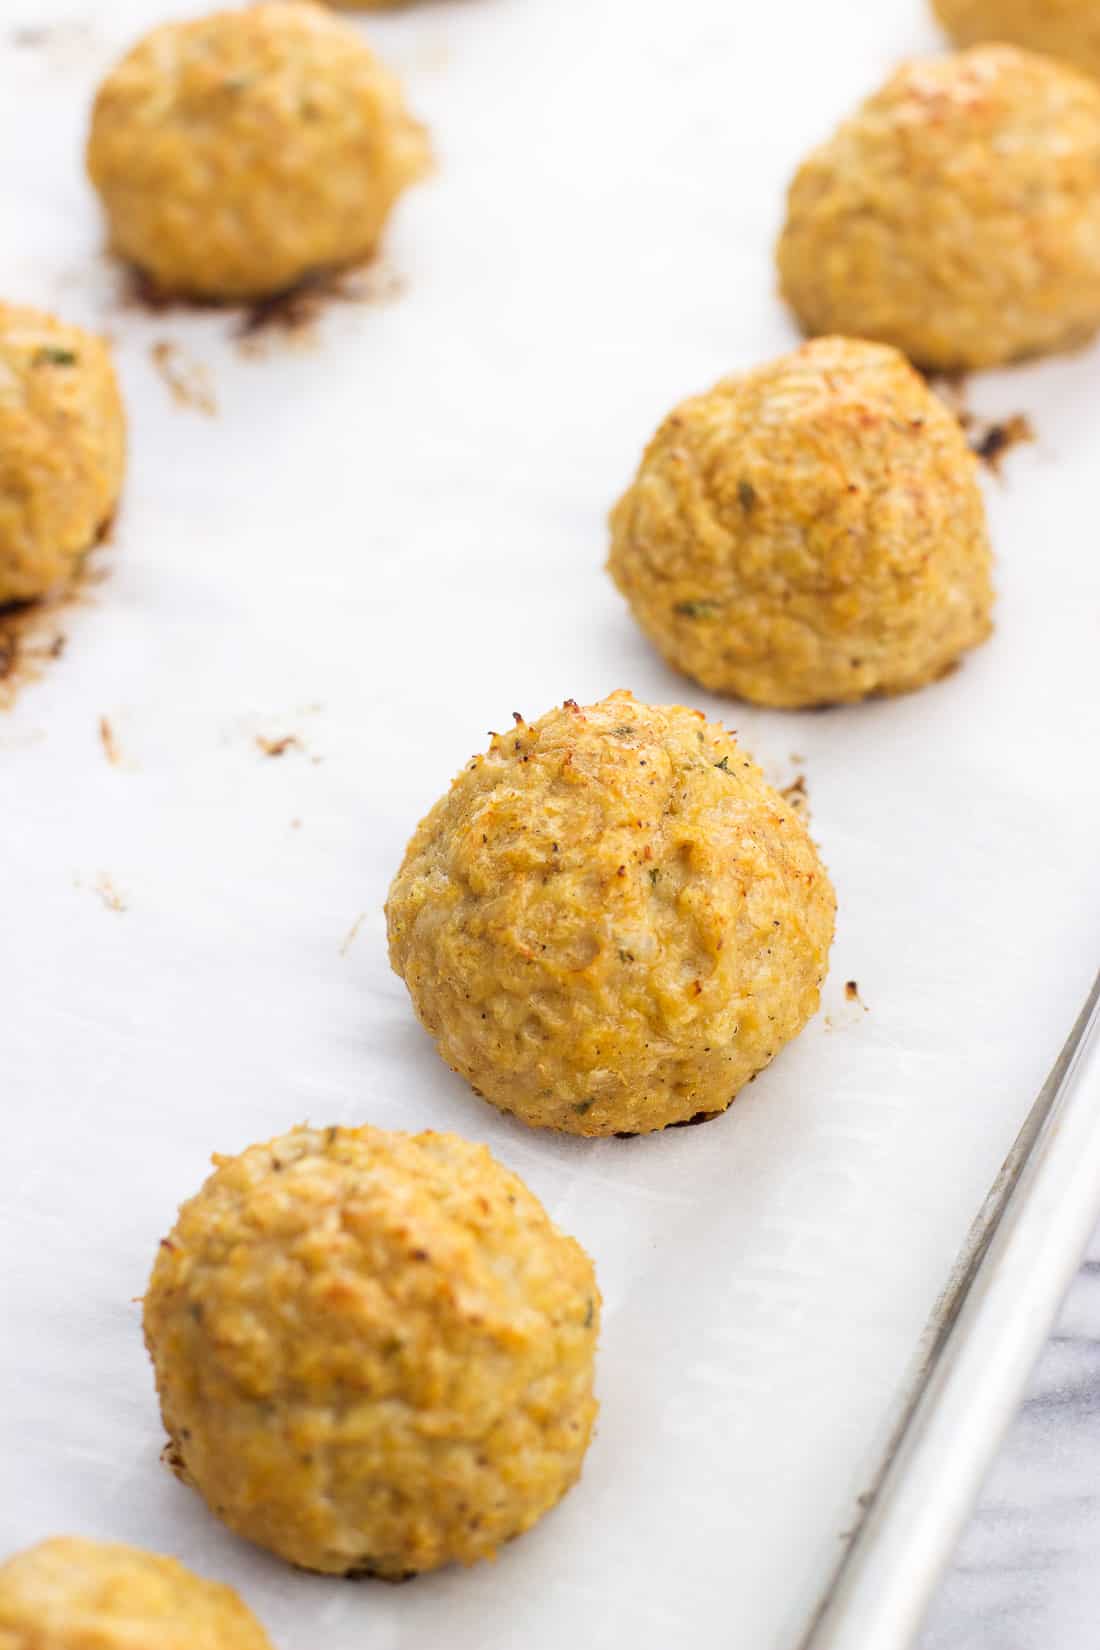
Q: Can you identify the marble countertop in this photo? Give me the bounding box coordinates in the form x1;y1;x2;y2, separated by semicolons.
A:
920;1224;1100;1649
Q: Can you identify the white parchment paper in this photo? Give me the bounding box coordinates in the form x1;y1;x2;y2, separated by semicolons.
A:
2;2;1099;1647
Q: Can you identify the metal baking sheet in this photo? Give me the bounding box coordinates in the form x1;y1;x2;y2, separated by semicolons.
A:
2;3;1099;1648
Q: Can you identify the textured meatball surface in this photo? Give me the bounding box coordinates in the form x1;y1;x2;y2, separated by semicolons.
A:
778;45;1100;369
934;0;1100;78
87;2;429;301
608;339;994;707
0;305;124;606
0;1538;272;1650
144;1126;599;1577
387;692;835;1136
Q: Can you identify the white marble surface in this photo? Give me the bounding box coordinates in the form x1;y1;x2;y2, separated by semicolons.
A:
920;1225;1100;1650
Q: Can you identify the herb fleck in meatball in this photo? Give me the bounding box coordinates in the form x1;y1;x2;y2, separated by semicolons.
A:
387;692;835;1136
0;304;124;607
0;1537;272;1650
778;45;1100;369
608;338;993;707
934;0;1100;79
144;1125;599;1578
87;2;430;302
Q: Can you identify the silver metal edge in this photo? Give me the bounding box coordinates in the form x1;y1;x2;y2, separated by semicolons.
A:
797;968;1100;1650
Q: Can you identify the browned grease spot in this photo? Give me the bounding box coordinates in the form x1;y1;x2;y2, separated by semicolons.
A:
972;414;1035;475
257;734;300;758
150;340;217;416
237;271;345;341
121;268;177;315
0;528;112;707
237;263;407;355
845;980;869;1011
160;1440;187;1480
780;774;808;816
98;715;120;766
0;602;65;704
120;259;406;356
929;374;1034;475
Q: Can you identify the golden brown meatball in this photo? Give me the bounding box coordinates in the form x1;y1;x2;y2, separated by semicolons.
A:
778;45;1100;369
933;0;1100;78
608;338;994;708
0;304;125;607
87;2;430;302
386;691;835;1136
0;1537;272;1650
144;1125;599;1578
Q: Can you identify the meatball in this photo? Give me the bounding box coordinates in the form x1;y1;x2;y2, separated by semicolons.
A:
87;2;430;302
144;1125;599;1578
608;338;994;708
0;1537;272;1650
777;45;1100;369
0;304;125;607
933;0;1100;79
386;691;835;1136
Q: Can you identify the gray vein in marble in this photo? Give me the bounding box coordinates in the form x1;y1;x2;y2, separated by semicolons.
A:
919;1224;1100;1650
